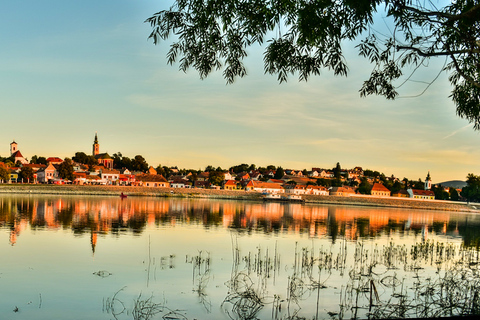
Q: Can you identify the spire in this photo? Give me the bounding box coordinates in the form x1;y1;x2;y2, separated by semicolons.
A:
93;132;100;156
425;171;432;190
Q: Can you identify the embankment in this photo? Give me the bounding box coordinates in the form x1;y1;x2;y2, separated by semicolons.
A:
0;184;476;212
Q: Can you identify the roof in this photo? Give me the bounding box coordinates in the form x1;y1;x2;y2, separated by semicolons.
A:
12;150;24;158
250;181;284;189
135;174;168;182
371;183;390;192
224;180;237;186
330;186;356;193
411;189;435;196
95;153;112;160
101;168;120;174
46;157;63;163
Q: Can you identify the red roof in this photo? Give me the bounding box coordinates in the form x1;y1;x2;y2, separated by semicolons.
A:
224;180;237;186
12;150;24;158
372;183;390;192
46;157;63;163
411;189;435;196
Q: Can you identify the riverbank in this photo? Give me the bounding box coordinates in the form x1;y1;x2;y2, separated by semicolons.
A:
0;184;476;212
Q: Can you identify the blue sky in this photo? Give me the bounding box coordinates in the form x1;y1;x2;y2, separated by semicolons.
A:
1;0;478;183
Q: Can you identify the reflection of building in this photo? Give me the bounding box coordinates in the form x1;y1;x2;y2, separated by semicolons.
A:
0;196;470;249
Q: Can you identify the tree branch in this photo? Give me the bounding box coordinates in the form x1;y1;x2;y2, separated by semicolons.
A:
396;46;480;57
449;53;480;89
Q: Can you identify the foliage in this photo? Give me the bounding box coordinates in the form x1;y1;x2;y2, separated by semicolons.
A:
30;155;47;165
229;163;254;174
19;166;34;183
461;173;480;202
357;177;371;194
72;152;97;169
57;158;75;181
316;178;331;188
146;0;480;127
333;162;342;180
273;167;284;180
132;155;149;172
450;187;460;201
208;170;225;186
0;166;9;182
433;184;450;200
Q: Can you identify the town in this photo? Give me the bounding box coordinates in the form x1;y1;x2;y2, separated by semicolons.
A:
0;134;462;201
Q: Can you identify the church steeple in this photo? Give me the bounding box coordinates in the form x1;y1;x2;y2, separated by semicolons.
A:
93;133;100;156
10;140;18;156
425;171;432;190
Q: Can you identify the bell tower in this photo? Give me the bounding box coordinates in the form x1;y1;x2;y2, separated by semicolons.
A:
93;133;100;156
424;171;432;190
10;140;17;156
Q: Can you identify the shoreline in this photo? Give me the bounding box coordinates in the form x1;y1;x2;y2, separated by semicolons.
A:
0;184;476;212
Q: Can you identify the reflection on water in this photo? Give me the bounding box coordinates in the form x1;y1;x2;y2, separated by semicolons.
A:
2;195;480;248
1;195;480;319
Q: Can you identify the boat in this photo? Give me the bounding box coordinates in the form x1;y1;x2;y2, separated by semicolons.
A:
284;194;305;202
263;193;304;202
120;193;127;199
263;193;282;201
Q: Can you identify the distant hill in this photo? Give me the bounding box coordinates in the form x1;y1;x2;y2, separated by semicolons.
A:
437;180;467;189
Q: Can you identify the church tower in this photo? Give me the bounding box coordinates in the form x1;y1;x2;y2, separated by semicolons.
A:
424;171;432;190
10;140;18;156
93;133;100;156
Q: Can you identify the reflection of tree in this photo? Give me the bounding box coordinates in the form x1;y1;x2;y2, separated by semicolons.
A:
2;196;480;248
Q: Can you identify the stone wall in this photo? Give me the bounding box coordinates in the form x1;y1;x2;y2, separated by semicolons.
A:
0;184;475;212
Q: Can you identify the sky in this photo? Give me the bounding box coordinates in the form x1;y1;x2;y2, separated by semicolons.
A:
1;0;478;183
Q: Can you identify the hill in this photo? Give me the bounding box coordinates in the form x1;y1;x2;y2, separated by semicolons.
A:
437;180;467;189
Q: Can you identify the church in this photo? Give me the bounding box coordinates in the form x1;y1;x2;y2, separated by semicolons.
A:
10;141;28;165
92;133;113;169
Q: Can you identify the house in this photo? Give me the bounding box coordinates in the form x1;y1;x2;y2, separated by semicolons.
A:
236;172;250;181
330;186;356;196
245;181;285;194
46;157;63;165
119;174;136;186
197;172;210;182
306;185;329;195
86;174;102;185
407;189;435;200
100;168;120;185
135;174;170;188
171;179;192;188
285;184;307;195
371;183;391;197
194;180;210;189
392;189;409;198
37;163;57;183
147;166;157;175
73;172;87;185
223;180;238;190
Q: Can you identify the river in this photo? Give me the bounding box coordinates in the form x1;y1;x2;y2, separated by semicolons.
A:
1;194;479;319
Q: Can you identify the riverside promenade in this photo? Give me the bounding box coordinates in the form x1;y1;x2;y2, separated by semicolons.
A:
0;184;476;213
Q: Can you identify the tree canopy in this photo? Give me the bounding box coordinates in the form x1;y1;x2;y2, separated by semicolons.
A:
147;0;480;127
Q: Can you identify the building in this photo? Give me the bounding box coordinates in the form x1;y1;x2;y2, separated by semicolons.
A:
371;183;391;197
407;189;435;200
329;186;356;196
245;181;285;194
10;141;28;165
92;133;113;169
425;171;432;190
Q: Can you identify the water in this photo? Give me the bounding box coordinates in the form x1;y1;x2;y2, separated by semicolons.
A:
1;194;480;319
